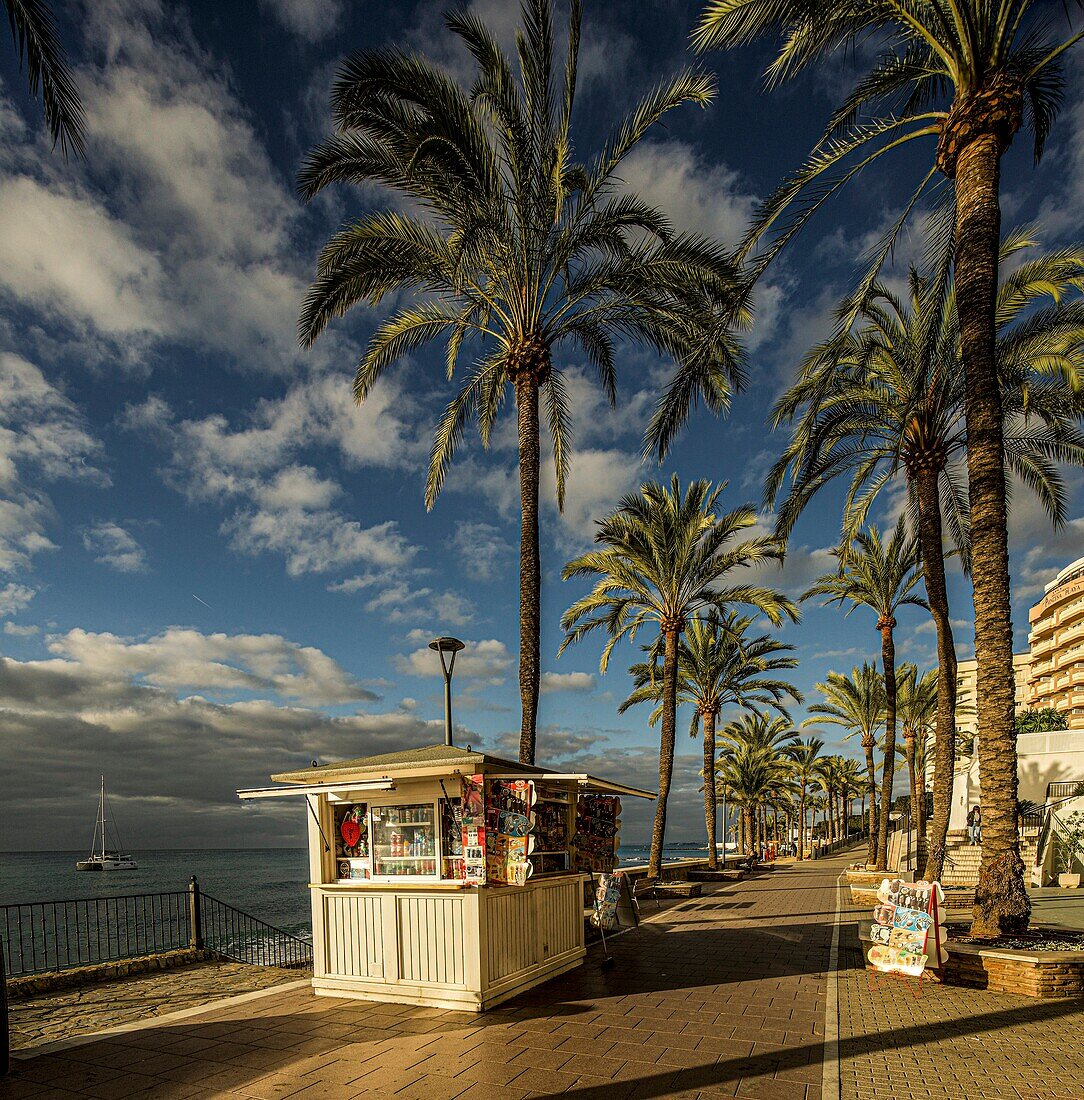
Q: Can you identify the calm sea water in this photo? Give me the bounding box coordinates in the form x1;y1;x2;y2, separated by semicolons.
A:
0;844;705;937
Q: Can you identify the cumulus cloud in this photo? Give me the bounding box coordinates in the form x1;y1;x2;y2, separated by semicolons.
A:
259;0;344;41
449;521;513;582
0;353;108;573
46;626;377;707
540;671;596;694
3;621;39;636
395;632;514;685
332;574;475;627
82;521;149;573
0;581;35;615
124;388;424;578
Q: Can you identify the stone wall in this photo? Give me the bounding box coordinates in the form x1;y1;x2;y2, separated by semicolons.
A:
942;944;1084;998
8;948;220;1000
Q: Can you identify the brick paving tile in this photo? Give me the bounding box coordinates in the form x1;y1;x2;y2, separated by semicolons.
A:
4;854;858;1099
836;879;1084;1100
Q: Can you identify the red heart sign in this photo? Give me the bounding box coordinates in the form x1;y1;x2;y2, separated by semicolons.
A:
341;819;361;847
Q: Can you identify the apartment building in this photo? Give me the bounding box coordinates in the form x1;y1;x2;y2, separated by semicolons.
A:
1026;554;1084;728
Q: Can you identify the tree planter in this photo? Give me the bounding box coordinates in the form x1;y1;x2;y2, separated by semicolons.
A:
941;942;1084;998
1058;873;1081;889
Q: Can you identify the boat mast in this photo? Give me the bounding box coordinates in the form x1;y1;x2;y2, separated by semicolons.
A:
99;776;106;857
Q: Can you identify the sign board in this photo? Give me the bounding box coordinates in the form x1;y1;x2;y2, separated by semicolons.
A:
592;871;639;931
867;878;946;979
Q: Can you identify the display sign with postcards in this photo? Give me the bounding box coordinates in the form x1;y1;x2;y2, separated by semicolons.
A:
334;803;370;882
571;794;622;873
863;878;947;981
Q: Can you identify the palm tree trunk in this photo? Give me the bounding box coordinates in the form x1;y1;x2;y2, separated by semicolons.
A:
648;627;679;879
743;806;754;856
876;622;897;870
904;733;917;868
703;711;718;870
516;378;541;766
863;740;877;866
915;467;957;882
798;784;807;860
954;134;1029;937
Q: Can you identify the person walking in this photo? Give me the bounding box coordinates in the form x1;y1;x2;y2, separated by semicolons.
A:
967;805;982;846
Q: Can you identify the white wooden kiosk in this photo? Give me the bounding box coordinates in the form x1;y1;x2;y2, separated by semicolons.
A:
238;744;653;1011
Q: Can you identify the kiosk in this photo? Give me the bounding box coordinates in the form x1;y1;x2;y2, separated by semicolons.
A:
238;743;654;1011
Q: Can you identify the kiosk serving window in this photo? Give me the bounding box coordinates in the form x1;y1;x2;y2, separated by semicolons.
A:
371;803;438;877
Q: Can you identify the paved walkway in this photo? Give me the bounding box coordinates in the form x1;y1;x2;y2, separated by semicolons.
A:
3;854;848;1099
837;884;1084;1100
9;962;307;1051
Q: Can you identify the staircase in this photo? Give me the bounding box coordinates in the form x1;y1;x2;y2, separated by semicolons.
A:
939;829;1040;887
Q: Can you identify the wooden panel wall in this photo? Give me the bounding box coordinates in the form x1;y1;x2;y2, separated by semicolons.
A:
324;893;384;979
397;895;467;986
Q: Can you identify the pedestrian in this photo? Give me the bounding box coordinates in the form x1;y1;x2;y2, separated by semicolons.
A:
973;804;982;846
967;805;980;845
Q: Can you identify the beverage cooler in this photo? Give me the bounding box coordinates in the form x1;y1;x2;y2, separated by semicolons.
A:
238;743;653;1011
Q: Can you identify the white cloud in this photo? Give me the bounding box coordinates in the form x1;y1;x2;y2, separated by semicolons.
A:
0;582;35;615
540;671;596;694
396;634;513;686
82;522;149;573
125;387;425;579
259;0;344;41
449;521;512;582
617;141;756;249
47;626;376;707
3;621;39;636
343;577;475;627
0;353;108;574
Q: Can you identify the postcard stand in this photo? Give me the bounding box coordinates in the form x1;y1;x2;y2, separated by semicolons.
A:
866;882;944;999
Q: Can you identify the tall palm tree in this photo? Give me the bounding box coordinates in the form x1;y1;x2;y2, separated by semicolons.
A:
299;0;746;767
807;664;886;866
693;0;1084;938
804;519;926;869
788;737;825;860
621;613;800;869
838;757;865;846
560;476;798;877
4;0;84;156
896;664;939;868
767;234;1084;882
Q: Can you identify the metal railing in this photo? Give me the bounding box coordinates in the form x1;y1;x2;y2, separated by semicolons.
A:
199;892;312;969
1046;781;1084;801
1;878;311;979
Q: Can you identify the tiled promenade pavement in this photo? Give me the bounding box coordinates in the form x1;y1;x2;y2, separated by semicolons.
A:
836;885;1084;1100
3;853;850;1100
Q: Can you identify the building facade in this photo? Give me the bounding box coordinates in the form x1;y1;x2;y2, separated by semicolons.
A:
954;652;1032;744
1026;554;1084;728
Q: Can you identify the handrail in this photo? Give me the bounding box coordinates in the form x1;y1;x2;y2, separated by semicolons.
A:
0;880;311;979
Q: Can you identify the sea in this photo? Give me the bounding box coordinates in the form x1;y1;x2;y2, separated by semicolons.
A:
0;845;704;936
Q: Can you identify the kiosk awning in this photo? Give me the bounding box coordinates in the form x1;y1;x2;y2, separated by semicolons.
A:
237;779;396;800
487;773;656;800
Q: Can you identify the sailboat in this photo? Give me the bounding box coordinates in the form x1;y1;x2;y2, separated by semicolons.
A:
76;776;137;871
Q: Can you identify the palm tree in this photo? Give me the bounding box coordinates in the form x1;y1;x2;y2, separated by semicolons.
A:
621;613;800;869
299;0;746;767
560;476;798;877
804;519;926;869
767;235;1084;882
693;0;1084;938
788;737;825;859
715;739;792;857
897;664;939;868
838;757;865;846
4;0;84;156
807;664;886;866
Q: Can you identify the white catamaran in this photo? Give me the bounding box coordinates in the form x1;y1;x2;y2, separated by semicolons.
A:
76;776;137;871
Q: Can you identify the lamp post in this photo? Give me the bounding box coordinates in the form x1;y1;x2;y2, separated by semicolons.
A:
429;637;465;747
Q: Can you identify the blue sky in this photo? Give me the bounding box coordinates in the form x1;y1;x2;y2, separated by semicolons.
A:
0;0;1081;850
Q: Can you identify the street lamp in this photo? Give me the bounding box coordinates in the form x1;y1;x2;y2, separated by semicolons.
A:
429;637;465;747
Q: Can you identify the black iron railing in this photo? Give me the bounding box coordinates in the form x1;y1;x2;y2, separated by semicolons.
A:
199;892;312;969
1;878;311;979
1046;781;1084;801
